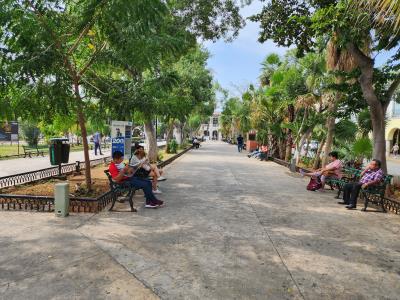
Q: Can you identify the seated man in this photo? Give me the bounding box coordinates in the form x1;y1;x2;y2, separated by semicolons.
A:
300;151;342;191
109;151;163;208
338;159;384;209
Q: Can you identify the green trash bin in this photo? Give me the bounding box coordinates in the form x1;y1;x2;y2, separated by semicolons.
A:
49;138;70;166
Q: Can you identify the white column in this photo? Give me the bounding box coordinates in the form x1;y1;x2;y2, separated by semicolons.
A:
386;140;391;157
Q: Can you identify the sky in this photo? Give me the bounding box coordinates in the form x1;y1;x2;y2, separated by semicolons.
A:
203;1;397;105
203;1;287;99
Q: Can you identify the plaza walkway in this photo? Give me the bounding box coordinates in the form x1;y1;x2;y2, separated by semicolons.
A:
1;141;400;299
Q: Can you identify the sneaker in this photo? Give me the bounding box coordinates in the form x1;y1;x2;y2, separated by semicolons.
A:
157;176;167;181
153;189;162;194
155;199;164;207
145;203;158;209
316;188;325;192
299;169;305;177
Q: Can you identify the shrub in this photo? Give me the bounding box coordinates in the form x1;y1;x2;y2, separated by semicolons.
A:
167;139;178;154
21;122;40;146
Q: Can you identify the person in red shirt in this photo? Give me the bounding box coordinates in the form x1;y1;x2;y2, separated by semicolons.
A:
109;151;162;208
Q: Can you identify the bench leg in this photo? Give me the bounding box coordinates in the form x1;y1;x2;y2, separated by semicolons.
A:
109;194;117;211
128;189;137;212
380;196;387;213
335;188;341;199
361;192;368;212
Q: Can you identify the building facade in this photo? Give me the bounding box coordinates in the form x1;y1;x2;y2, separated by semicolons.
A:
385;101;400;155
199;112;222;141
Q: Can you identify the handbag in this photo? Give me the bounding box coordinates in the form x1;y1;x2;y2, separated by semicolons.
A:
134;167;151;178
306;177;322;191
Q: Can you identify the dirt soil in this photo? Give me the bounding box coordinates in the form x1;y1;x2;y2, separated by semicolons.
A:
1;165;110;198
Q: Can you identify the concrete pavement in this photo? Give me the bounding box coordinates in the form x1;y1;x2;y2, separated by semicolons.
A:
1;141;400;299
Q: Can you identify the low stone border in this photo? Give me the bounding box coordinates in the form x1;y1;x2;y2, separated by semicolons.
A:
0;147;192;213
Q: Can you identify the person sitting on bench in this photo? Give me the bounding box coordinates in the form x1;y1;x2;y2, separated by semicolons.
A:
300;151;342;192
109;151;163;208
130;146;166;194
338;159;384;210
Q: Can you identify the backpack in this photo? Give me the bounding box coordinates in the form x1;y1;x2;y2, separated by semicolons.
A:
307;177;322;191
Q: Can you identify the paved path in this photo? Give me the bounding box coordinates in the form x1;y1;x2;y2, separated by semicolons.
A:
1;141;400;299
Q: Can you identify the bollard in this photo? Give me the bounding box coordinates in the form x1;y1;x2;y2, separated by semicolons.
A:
55;182;70;217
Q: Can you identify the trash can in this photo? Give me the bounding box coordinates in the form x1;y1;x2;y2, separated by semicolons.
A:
49;138;70;166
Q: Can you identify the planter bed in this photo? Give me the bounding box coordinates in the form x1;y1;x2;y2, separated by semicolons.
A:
0;146;193;213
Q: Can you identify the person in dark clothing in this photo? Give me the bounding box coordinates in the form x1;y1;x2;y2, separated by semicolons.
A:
338;159;384;209
237;134;244;152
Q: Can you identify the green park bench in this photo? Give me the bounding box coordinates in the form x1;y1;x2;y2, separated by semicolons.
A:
326;167;361;199
360;174;393;212
104;170;137;212
22;145;46;158
326;168;393;212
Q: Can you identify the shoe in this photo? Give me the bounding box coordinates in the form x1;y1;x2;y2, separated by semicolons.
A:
157;176;167;181
153;189;162;194
299;169;305;177
155;199;164;207
145;203;158;209
337;201;347;205
316;188;325;192
346;205;356;210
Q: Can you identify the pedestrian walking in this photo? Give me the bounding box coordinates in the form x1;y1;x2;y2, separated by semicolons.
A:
237;134;244;152
93;131;103;155
392;143;399;158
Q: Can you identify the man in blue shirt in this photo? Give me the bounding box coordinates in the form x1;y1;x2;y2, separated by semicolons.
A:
93;131;103;155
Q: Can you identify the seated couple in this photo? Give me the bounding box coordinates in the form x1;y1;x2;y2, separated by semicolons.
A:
248;145;268;160
300;151;342;192
130;145;166;194
109;150;164;209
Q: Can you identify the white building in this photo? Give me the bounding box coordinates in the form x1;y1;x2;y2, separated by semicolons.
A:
199;112;222;141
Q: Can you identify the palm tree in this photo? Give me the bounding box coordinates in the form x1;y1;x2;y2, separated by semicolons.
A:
358;0;400;32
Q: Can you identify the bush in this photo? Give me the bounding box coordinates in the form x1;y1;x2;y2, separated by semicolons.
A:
157;150;164;161
167;139;178;154
21;122;40;146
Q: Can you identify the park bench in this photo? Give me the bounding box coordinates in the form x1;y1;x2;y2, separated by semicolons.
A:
326;167;361;199
360;174;392;212
326;168;393;212
104;170;137;212
22;145;46;158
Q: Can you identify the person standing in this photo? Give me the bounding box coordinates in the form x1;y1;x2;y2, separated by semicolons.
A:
237;134;244;152
93;131;103;155
392;143;399;157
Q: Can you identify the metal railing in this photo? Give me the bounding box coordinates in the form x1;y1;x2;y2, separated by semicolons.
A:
0;157;111;189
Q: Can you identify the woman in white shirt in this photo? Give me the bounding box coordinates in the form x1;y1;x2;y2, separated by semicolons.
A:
130;146;166;194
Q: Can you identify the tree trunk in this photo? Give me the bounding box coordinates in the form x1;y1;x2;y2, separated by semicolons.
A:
296;127;313;165
346;42;393;173
285;130;292;162
370;103;387;172
144;118;158;163
313;138;326;170
74;82;91;190
165;120;174;153
321;115;335;167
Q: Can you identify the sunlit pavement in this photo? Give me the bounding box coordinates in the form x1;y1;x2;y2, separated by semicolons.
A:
1;141;400;299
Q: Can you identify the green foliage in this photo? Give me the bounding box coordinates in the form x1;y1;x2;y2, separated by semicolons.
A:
352;137;373;161
21;122;40;146
167;139;178;154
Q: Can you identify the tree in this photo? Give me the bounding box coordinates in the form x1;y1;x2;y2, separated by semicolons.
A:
250;0;400;172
